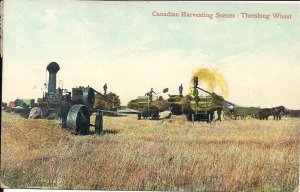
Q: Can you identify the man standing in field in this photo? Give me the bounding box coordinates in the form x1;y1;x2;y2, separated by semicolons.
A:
179;84;183;95
103;83;107;95
145;88;156;103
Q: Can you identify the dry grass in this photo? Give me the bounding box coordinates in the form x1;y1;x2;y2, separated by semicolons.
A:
1;112;299;191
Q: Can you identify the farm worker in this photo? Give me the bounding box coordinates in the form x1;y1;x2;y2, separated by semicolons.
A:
145;88;156;102
179;84;183;95
145;88;156;96
103;83;107;95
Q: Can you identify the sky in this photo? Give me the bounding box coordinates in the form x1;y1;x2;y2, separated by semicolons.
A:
2;1;300;108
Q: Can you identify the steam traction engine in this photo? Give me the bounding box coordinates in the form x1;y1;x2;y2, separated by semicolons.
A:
35;62;116;135
65;87;108;135
36;62;69;119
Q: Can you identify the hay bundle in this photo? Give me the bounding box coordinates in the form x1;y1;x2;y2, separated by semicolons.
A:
167;95;184;115
150;99;170;112
181;94;224;114
181;95;193;114
94;92;121;111
167;95;183;102
127;97;148;111
127;97;170;112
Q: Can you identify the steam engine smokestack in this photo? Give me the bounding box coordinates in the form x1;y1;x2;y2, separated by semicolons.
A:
46;62;60;98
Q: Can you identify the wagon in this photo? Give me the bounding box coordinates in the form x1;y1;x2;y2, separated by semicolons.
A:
184;96;215;122
183;77;235;122
127;95;171;120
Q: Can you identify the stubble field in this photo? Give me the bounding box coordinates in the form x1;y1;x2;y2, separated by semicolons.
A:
1;112;299;191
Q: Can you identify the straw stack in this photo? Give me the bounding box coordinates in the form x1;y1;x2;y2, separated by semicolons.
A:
94;92;121;111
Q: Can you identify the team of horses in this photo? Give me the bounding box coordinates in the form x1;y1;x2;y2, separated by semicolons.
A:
258;106;287;120
223;106;288;120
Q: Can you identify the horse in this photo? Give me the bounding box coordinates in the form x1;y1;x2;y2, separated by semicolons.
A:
270;106;287;120
258;108;272;120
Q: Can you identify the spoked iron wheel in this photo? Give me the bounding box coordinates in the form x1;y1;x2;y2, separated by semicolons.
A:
66;104;90;135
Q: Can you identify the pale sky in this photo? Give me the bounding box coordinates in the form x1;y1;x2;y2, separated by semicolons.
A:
3;1;300;108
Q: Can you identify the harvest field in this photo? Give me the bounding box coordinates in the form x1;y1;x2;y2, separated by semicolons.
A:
1;112;299;191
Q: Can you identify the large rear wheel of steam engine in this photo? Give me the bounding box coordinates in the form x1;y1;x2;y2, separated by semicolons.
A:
66;104;90;135
95;114;103;134
82;87;95;109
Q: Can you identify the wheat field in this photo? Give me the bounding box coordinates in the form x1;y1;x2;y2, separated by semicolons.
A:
1;112;299;191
